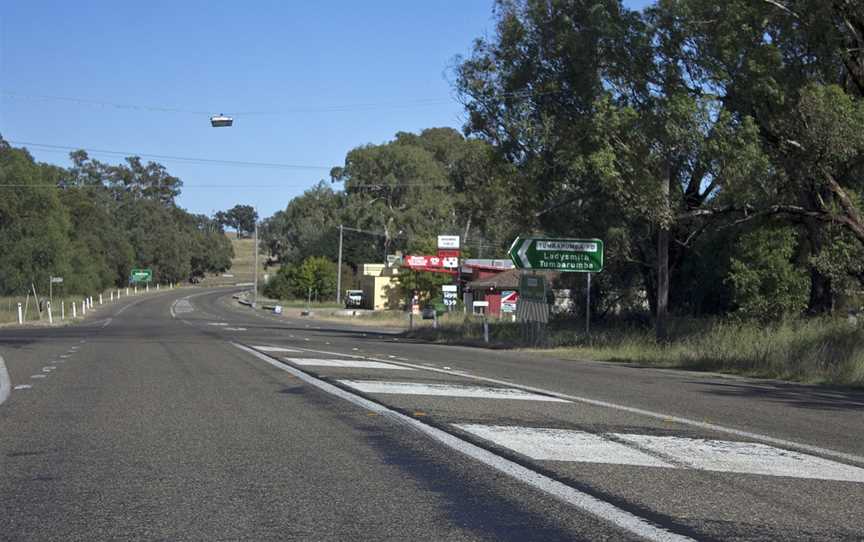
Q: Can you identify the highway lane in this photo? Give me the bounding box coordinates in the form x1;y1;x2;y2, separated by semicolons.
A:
0;288;639;541
186;288;864;540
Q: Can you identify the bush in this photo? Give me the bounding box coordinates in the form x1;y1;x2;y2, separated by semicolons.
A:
727;226;810;321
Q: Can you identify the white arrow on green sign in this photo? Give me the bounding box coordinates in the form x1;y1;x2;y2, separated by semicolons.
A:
508;237;604;272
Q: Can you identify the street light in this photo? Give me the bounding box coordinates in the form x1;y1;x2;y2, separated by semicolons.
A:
210;114;233;127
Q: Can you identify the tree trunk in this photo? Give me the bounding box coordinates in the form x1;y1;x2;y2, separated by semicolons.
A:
656;227;670;341
655;170;672;341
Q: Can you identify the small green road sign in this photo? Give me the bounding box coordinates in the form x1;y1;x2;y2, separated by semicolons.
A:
130;268;153;283
509;237;604;272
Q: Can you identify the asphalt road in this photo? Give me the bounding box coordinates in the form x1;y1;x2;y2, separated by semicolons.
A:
2;287;863;541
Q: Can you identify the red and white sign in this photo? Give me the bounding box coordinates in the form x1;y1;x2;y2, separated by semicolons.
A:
404;255;435;268
437;249;460;269
404;255;458;274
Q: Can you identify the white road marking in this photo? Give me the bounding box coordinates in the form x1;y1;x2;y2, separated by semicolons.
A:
59;355;70;359
170;298;195;318
456;425;864;483
43;366;56;371
286;358;415;370
13;385;32;390
224;327;247;331
208;322;229;326
456;425;671;467
233;343;690;542
102;318;112;328
619;433;864;483
337;380;570;402
30;375;47;379
252;346;301;353
286;345;864;467
0;355;10;405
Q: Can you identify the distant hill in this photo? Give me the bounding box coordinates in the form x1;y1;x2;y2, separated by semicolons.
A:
199;234;274;287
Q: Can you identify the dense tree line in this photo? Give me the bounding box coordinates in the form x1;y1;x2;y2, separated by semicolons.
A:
0;137;233;296
453;0;864;335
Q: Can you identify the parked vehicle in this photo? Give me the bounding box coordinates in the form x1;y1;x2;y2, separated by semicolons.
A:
345;289;364;308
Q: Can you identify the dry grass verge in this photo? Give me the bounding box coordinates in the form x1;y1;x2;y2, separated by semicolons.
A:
408;317;864;388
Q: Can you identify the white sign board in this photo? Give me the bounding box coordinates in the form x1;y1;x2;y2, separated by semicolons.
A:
472;301;489;308
442;284;458;306
438;235;460;249
50;277;64;284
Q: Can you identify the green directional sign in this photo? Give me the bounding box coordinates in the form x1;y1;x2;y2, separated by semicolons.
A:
130;268;153;283
508;237;604;272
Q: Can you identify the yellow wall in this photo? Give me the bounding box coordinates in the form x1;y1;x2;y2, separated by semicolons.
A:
360;273;402;310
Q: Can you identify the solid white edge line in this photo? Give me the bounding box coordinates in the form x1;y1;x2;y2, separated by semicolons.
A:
233;342;691;542
0;354;10;406
283;345;864;467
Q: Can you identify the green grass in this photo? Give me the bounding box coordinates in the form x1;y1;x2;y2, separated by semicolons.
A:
407;316;864;387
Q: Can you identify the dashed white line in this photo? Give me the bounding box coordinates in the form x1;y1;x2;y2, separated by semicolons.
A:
30;375;47;379
13;385;32;390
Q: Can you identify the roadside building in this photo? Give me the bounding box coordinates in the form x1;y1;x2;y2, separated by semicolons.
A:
359;264;401;310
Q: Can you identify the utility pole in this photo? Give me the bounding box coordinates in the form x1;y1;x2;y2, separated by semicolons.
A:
336;224;344;305
253;210;259;309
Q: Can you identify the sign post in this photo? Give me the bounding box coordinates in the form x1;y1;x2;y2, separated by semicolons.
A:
508;237;604;337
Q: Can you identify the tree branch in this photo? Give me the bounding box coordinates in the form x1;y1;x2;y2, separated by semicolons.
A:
761;0;801;19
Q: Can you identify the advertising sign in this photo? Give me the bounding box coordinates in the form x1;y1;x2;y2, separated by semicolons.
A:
442;284;458;306
403;255;457;274
501;290;519;313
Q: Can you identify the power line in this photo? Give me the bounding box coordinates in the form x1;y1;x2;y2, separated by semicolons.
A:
1;88;561;117
10;141;333;171
0;90;456;116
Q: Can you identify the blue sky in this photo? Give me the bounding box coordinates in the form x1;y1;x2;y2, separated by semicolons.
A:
1;0;654;219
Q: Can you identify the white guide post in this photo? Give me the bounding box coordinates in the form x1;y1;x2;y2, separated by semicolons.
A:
47;302;53;324
17;302;23;324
